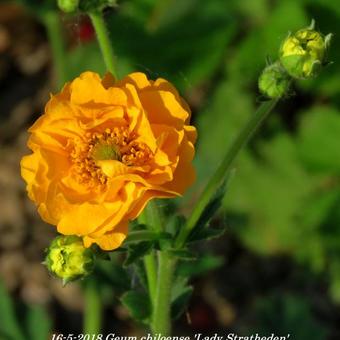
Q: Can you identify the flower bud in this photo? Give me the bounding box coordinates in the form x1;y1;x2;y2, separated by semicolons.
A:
279;21;332;79
57;0;79;13
258;62;290;98
45;235;95;285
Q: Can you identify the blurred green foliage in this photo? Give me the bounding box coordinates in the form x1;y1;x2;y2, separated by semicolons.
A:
0;282;51;340
245;294;328;339
4;0;340;336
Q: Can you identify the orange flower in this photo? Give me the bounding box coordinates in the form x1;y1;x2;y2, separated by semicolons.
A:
20;72;197;250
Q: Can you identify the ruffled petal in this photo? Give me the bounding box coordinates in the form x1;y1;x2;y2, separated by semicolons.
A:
83;221;128;250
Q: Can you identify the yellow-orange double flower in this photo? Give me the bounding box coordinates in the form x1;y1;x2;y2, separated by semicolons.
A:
21;72;196;250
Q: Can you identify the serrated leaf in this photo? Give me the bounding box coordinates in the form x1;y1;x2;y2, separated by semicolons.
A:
124;242;154;267
170;275;192;319
188;225;227;242
133;260;148;290
95;261;131;292
197;180;227;229
123;231;172;246
177;255;224;277
166;215;186;238
91;245;111;261
188;177;230;242
171;276;189;301
171;286;193;320
167;249;196;260
120;291;151;322
123;230;158;244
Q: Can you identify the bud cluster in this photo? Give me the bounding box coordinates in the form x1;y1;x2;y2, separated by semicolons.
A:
259;20;332;99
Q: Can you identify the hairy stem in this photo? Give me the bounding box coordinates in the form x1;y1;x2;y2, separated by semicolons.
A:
151;251;176;335
138;209;157;306
143;200;164;232
140;201;173;333
89;10;117;78
143;253;158;304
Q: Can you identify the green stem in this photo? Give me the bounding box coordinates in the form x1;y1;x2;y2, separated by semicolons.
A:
143;254;158;304
139;200;171;330
89;10;117;78
41;11;67;89
138;206;159;306
144;200;164;232
151;251;176;335
175;98;279;248
83;279;102;334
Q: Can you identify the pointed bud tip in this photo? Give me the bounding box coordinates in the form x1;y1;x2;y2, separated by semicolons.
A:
308;19;316;30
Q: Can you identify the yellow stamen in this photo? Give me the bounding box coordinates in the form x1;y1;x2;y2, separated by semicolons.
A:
69;127;152;186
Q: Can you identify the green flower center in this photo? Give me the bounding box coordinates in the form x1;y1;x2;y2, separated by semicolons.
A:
91;142;121;161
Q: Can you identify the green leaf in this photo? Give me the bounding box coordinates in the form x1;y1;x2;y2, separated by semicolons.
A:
133;260;149;291
120;291;151;322
129;223;148;232
170;275;193;319
123;230;172;245
249;294;328;339
177;254;224;277
188;178;229;241
107;0;236;90
167;248;196;260
0;281;25;340
166;215;186;238
298;106;340;173
124;241;154;266
329;261;340;302
91;245;111;261
188;225;227;242
95;261;131;292
171;286;193;320
24;305;51;340
227;133;319;255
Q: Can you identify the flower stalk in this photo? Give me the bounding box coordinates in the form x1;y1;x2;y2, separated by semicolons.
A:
83;279;102;334
143;253;158;305
140;201;174;334
138;207;158;306
151;251;176;335
88;10;117;78
175;98;279;248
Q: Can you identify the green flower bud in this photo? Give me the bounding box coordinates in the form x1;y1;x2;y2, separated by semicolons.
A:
45;235;95;285
57;0;79;13
258;62;290;98
279;21;332;79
